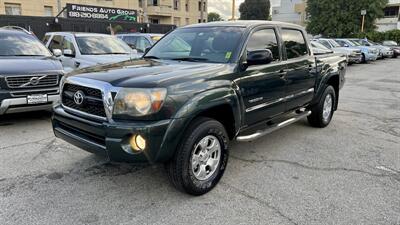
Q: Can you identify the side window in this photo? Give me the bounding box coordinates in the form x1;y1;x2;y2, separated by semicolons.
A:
62;36;76;55
123;36;138;48
136;37;151;53
42;35;50;45
336;40;346;47
281;29;308;59
246;29;280;62
49;35;63;51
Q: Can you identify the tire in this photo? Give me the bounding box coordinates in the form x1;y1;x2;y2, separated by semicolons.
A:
308;85;336;128
361;53;366;63
166;117;229;195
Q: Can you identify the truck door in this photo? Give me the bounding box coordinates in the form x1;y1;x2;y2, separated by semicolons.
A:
281;28;316;111
236;28;286;126
60;35;78;72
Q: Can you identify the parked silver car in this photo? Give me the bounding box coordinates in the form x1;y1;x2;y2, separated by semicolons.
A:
315;38;362;64
350;38;393;59
43;32;140;72
116;33;164;56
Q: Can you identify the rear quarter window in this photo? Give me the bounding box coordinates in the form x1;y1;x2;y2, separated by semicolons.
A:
281;29;308;59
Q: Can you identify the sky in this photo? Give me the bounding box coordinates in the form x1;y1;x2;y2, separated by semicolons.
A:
208;0;281;20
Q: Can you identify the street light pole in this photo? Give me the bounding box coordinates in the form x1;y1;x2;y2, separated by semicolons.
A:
231;0;236;20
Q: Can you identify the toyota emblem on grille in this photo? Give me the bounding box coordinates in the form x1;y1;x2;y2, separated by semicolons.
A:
73;91;85;105
29;77;40;86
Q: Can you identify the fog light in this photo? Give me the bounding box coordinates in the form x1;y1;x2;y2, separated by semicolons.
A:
130;134;146;151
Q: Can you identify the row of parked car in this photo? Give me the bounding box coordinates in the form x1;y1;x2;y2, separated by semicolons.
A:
310;38;400;64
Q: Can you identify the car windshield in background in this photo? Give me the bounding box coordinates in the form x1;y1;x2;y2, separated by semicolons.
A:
144;27;245;63
76;36;132;55
350;40;361;46
311;41;330;50
329;40;341;47
383;41;398;46
0;33;51;56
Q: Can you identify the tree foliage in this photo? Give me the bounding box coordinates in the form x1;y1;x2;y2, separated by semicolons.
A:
306;0;388;37
239;0;271;20
208;12;223;22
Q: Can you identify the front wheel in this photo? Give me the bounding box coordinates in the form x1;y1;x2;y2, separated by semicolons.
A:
166;117;229;195
308;85;336;128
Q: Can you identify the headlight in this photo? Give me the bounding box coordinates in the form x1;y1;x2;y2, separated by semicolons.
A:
113;88;167;116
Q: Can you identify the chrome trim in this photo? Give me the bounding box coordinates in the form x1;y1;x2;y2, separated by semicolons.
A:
10;87;59;97
236;111;311;142
5;74;60;89
245;88;314;113
62;77;121;122
0;95;59;115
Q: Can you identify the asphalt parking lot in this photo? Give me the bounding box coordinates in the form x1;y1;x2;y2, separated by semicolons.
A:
0;59;399;225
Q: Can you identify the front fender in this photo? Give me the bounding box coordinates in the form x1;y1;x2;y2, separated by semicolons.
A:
155;87;241;162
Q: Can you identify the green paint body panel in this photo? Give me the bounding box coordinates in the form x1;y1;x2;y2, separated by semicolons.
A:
51;21;346;163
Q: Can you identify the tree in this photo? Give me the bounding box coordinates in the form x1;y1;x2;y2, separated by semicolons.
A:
239;0;271;20
306;0;388;37
208;12;223;22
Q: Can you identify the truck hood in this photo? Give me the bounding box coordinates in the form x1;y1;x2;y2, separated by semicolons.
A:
67;59;231;88
0;56;63;74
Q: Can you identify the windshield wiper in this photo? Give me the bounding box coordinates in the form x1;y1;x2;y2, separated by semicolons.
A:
171;57;209;62
143;55;160;59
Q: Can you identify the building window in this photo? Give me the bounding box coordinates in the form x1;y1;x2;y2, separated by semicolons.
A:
174;17;181;26
44;6;53;16
198;1;202;11
174;0;180;10
150;18;159;24
186;18;190;25
139;0;144;8
5;3;21;15
185;0;189;11
384;6;399;17
150;0;158;6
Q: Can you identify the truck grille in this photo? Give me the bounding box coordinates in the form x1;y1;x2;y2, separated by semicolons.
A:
62;83;106;118
5;75;59;89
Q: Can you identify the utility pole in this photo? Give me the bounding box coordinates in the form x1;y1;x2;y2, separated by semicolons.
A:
231;0;236;21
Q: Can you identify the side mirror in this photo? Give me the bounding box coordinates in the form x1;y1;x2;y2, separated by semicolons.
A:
63;49;75;57
365;43;371;46
53;49;62;57
247;49;273;66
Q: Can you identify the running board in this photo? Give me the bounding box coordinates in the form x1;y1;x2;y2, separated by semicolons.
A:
236;111;311;142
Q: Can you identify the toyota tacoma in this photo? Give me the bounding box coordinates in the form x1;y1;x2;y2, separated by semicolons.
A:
52;21;346;195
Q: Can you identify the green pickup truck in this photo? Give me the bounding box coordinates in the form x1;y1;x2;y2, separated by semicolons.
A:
52;21;346;195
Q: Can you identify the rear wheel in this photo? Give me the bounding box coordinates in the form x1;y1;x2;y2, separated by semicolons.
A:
166;117;229;195
308;85;336;128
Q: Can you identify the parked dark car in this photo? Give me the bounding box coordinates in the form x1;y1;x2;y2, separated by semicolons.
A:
52;21;347;195
0;27;63;115
381;40;400;58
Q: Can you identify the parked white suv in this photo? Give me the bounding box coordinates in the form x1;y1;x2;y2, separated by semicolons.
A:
43;32;140;72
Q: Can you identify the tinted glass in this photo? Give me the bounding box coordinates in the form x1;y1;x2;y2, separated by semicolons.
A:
311;41;329;50
0;33;51;56
328;40;341;47
76;36;132;55
281;29;308;59
42;35;50;45
318;40;331;49
247;29;280;61
62;36;76;55
136;37;151;53
123;36;138;47
145;27;245;63
49;35;62;50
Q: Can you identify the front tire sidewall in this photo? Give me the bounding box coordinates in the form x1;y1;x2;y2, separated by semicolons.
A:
185;125;228;193
318;86;336;127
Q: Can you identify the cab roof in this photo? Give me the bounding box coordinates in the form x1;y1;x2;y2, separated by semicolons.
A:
184;20;304;30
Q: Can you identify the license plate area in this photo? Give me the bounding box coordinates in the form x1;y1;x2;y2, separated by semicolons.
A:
27;94;48;104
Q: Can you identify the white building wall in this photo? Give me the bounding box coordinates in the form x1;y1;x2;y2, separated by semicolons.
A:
271;0;304;25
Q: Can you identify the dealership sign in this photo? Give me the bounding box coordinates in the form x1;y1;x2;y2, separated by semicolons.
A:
66;4;137;22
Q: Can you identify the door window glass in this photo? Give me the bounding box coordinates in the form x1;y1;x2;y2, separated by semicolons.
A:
49;35;63;50
246;29;280;61
62;36;76;55
136;37;151;53
281;29;308;59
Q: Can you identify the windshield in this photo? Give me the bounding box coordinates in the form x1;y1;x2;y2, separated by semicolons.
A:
76;36;132;55
0;33;52;56
329;40;341;47
383;41;398;46
350;40;361;46
144;27;245;63
311;41;330;50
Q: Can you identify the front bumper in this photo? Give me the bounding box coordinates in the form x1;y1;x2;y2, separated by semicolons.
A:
348;54;362;63
52;105;181;163
0;95;59;115
383;50;394;57
364;53;378;61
